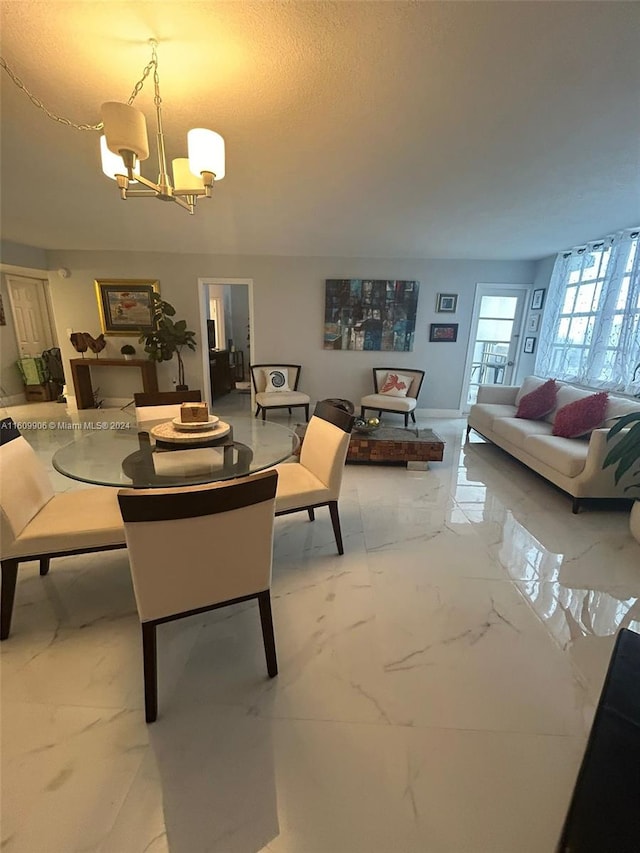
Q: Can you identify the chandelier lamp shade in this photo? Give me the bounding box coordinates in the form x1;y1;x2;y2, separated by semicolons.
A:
99;40;225;214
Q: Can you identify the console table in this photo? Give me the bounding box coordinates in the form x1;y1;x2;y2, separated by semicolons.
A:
70;358;158;409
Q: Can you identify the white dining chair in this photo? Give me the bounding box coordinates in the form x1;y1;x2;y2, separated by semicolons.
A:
0;418;126;640
273;401;355;555
134;390;203;427
117;469;279;723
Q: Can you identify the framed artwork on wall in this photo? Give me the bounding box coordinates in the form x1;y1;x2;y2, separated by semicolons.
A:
323;279;419;351
531;288;545;310
95;279;159;335
524;336;536;354
436;293;458;313
527;314;540;333
429;323;458;342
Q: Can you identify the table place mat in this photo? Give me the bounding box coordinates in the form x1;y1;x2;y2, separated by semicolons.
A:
150;420;231;445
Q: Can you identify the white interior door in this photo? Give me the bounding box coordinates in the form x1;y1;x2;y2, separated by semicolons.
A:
6;275;55;356
461;284;528;412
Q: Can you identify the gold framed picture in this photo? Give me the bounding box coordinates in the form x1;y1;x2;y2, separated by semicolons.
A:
95;279;159;335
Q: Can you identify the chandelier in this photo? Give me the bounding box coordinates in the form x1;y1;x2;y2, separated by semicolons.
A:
1;39;225;215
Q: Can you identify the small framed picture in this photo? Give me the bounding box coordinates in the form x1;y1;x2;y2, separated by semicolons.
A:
524;336;536;354
526;314;540;333
429;323;458;342
436;293;458;313
95;278;159;335
531;288;545;310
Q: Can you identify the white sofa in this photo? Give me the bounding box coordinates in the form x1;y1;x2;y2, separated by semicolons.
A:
466;377;640;512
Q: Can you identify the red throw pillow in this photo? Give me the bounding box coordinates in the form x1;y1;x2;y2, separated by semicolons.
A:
516;379;558;420
552;392;609;438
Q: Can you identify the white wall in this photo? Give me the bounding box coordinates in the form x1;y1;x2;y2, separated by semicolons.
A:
41;249;536;409
515;254;555;384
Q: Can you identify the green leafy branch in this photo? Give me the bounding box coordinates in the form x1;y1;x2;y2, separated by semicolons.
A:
139;294;197;387
603;411;640;492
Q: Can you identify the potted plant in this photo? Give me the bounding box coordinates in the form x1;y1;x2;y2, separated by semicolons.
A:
120;344;136;361
138;294;197;390
604;411;640;543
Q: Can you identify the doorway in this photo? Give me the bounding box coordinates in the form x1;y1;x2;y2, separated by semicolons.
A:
460;284;528;412
198;277;253;413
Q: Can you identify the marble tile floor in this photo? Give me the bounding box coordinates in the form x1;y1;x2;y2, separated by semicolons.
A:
1;401;639;852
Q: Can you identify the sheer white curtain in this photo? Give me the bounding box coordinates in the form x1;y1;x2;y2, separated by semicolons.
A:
536;228;640;394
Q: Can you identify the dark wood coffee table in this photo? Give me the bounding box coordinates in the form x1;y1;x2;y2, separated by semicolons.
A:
294;425;445;469
347;426;444;468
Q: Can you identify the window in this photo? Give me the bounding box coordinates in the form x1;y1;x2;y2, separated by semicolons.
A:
537;229;640;395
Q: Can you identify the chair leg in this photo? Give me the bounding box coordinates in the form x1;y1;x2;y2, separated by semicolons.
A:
288;407;292;415
572;497;582;514
360;407;365;418
262;408;266;421
404;413;409;428
465;424;472;440
255;405;261;419
1;560;19;641
304;404;309;422
378;411;382;418
40;557;51;576
410;411;416;424
258;590;278;678
142;622;158;723
328;501;345;555
308;508;315;521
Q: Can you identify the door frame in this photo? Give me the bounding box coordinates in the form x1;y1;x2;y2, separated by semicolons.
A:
5;273;58;356
460;282;529;413
198;277;253;409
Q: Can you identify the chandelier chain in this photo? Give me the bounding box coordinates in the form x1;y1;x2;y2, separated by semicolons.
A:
0;42;158;132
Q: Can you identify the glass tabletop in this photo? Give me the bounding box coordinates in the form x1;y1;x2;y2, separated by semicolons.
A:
52;417;299;488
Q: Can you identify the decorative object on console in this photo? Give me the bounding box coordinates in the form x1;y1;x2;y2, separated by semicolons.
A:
70;332;89;356
264;369;291;393
379;372;412;397
515;378;558;420
324;279;419;351
552;391;609;438
96;279;159;335
85;333;106;357
531;289;545;310
2;40;224;216
524;336;536;354
120;344;136;360
139;294;196;391
429;323;458;342
436;293;458;313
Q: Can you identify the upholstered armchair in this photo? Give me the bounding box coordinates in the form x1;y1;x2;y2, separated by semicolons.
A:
250;364;310;421
360;368;425;428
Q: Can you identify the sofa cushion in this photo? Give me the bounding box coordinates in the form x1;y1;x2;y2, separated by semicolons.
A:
552;392;609;438
468;403;518;433
516;379;558;420
524;435;589;478
515;376;551;405
493;417;554;449
361;393;416;413
606;395;640;423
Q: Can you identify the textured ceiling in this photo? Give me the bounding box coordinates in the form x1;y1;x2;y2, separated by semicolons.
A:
1;1;639;260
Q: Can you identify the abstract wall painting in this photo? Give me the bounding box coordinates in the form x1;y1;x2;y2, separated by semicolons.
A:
324;279;419;351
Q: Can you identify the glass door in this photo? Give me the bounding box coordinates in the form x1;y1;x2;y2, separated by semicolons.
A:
461;284;529;411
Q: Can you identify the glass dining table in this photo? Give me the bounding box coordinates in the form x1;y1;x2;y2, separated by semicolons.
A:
52;417;299;489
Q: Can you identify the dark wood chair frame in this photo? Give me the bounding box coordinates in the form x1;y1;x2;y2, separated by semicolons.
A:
360;367;426;428
133;390;202;407
250;364;309;422
118;471;279;723
275;401;355;555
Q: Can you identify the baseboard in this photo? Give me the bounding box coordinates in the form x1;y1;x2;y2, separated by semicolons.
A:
0;392;27;406
416;408;463;418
